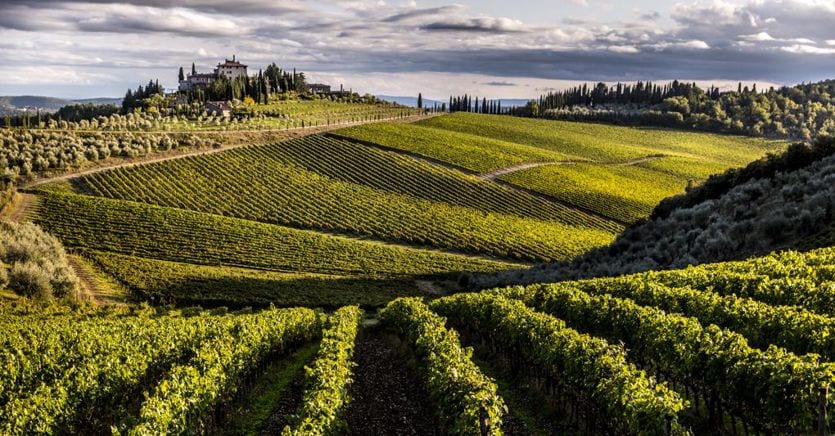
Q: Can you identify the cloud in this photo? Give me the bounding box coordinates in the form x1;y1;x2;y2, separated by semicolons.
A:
76;5;242;36
382;5;464;22
641;11;661;21
483;81;518;87
739;32;775;42
2;0;835;99
607;45;639;53
420;17;527;33
781;44;835;55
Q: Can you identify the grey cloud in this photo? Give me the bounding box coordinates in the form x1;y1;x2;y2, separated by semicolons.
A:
641;11;661;21
420;18;527;33
383;6;463;23
303;46;835;85
672;0;835;48
3;0;835;97
484;81;518;87
0;0;304;15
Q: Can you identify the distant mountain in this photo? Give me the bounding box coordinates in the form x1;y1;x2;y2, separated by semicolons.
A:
377;95;531;109
0;95;122;115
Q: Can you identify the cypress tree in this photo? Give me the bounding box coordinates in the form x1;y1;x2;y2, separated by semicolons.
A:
178;67;185;82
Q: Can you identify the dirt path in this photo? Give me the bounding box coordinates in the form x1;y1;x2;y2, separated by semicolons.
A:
22;114;435;189
4;193;35;223
344;328;437;435
67;256;99;304
480;161;578;181
607;154;667;167
479;154;667;181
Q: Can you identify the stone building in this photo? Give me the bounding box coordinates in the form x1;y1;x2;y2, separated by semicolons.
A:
179;56;248;91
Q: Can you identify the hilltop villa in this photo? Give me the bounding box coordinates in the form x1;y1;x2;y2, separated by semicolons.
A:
179;56;248;91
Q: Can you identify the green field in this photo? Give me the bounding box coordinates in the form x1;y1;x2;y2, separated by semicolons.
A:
334;121;570;173
501;161;688;223
417;113;781;164
84;250;424;308
337;113;783;223
65;135;618;262
6;245;835;433
30;192;520;306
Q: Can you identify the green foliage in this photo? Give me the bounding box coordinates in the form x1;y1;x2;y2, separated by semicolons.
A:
0;221;78;300
284;306;362;435
126;308;321;435
84;250;425;308
67;135;616;262
431;293;686;435
531;79;835;140
32;192;514;278
335;122;569;173
0;129;215;179
0;262;8;289
7;262;52;299
641;247;835;315
569;276;835;359
652;136;835;220
381;297;506;435
0;306;319;434
497;284;835;432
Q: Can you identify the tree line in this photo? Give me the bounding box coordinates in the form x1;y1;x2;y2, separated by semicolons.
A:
510;79;835;140
448;95;504;115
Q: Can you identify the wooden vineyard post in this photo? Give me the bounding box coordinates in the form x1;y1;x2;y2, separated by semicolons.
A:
821;385;830;436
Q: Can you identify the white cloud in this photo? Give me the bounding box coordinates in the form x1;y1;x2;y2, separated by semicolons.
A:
739;32;775;42
781;44;835;54
607;45;639;53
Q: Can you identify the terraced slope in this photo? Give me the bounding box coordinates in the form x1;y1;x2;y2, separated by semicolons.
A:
338;113;781;223
501;162;686;223
66;135;618;262
333;121;572;173
33;192;517;277
83;250;423;308
418;113;780;164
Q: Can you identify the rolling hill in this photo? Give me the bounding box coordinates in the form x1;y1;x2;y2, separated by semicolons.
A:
6;103;834;434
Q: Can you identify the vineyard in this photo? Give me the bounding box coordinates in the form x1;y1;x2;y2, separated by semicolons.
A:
334;121;570;173
337;113;782;223
6;108;829;433
501;162;688;223
0;100;423;185
8;244;835;433
63;134;618;262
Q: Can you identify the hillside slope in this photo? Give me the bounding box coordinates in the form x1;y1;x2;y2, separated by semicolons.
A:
476;136;835;287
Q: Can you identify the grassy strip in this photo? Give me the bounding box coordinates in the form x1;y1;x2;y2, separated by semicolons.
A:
221;343;319;435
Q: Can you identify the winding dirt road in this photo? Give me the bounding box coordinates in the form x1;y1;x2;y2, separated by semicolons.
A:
479;154;668;181
23;113;436;189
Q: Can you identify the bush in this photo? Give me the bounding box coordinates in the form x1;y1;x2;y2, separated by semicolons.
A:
8;262;52;299
0;222;79;301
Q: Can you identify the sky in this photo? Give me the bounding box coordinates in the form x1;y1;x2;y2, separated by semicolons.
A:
1;0;835;99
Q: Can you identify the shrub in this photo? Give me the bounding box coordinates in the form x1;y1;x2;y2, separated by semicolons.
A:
0;222;79;301
8;262;52;299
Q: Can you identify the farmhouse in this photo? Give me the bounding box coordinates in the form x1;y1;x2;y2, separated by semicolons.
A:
179;55;248;91
307;83;331;94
